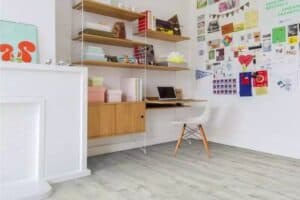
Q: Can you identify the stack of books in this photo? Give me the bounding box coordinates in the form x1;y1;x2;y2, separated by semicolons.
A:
121;78;143;102
84;46;106;61
81;22;114;38
138;10;156;32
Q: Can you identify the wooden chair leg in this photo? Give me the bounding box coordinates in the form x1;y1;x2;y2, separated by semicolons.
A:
174;124;186;156
199;125;211;158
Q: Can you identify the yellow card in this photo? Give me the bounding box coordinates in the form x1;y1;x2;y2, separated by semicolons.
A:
255;87;268;96
288;36;298;45
234;23;245;32
245;10;259;29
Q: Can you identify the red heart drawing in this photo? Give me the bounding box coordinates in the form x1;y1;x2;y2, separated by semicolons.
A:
238;55;253;67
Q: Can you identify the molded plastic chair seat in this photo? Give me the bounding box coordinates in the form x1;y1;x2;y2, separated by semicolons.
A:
172;116;208;125
172;102;211;158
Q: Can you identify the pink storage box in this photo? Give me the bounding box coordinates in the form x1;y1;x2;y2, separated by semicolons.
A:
88;87;106;102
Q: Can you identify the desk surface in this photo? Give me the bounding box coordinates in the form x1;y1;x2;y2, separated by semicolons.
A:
145;98;207;105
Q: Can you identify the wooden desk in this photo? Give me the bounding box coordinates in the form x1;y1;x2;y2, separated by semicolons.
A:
145;98;207;109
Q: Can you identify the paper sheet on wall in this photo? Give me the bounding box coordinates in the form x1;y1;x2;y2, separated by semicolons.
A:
244;10;258;29
272;26;286;44
239;72;252;97
253;70;268;96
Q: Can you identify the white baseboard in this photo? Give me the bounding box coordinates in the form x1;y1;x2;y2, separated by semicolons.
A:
48;169;91;183
88;138;178;157
0;180;52;200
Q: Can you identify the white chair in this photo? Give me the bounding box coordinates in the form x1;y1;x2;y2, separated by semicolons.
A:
172;102;211;158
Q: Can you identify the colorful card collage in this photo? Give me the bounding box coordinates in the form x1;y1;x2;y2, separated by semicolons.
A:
213;78;237;95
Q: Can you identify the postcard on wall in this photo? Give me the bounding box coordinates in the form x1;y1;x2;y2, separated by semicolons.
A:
207;20;220;33
198;35;206;42
197;15;206;35
221;23;234;35
286;45;297;56
262;34;272;52
208;39;221;49
272;26;286;44
239;72;252;97
288;24;298;37
234;23;245;32
197;14;206;42
253;70;268;88
219;0;240;13
216;48;225;61
209;50;216;60
197;0;207;9
253;32;261;43
244;10;259;29
253;70;268;96
213;62;224;79
288;36;298;45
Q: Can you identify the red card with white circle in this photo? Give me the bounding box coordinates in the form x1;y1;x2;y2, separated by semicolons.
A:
253;70;268;87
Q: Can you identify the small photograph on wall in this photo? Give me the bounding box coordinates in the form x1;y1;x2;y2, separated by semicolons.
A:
262;34;272;52
216;48;225;61
197;0;207;9
208;39;221;49
209;50;216;60
207;20;220;33
288;24;298;37
219;0;240;13
0;20;39;63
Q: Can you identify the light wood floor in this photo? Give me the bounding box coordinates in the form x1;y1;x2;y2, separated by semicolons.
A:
47;141;300;200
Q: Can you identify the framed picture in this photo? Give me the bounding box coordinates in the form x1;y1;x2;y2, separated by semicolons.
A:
0;20;39;63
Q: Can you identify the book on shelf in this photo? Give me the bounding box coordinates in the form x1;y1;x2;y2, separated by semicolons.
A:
121;78;143;102
134;45;155;65
138;10;156;32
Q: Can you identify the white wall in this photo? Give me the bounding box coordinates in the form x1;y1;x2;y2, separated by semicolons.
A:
193;0;300;159
0;0;56;63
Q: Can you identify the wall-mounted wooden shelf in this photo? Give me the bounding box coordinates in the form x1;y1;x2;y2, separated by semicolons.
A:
73;33;147;48
73;60;190;71
73;0;144;21
134;30;190;42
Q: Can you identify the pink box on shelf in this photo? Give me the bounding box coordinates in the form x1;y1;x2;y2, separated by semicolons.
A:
88;87;106;102
106;90;122;103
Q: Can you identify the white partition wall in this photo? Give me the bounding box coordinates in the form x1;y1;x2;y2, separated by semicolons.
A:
0;97;51;199
0;63;91;199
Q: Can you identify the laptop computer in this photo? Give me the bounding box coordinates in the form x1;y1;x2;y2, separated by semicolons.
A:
157;87;177;100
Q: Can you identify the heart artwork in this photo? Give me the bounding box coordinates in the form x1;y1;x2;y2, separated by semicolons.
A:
238;55;253;67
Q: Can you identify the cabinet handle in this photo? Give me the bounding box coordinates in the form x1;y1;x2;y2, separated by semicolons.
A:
141;115;144;119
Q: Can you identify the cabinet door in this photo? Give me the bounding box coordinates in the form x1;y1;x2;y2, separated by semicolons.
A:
99;104;116;137
88;104;101;138
131;102;146;133
88;103;116;138
115;102;145;135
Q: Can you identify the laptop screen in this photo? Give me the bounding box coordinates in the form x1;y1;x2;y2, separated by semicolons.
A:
157;87;177;99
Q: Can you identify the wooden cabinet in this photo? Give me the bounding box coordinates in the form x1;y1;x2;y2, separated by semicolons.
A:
88;102;145;138
116;102;145;135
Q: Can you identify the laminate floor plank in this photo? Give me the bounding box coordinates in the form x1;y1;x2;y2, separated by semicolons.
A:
47;141;300;200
